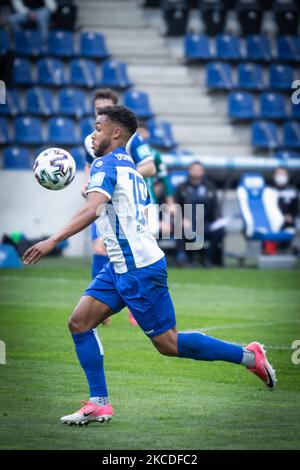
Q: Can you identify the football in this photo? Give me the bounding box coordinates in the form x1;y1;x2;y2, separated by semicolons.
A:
33;148;76;191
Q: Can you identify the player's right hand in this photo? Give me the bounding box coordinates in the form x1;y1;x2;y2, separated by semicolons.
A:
23;238;56;265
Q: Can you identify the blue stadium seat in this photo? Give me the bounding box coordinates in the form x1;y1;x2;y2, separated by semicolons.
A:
37;58;66;86
275;150;300;160
48;30;75;57
70;59;98;88
291;102;300;120
0;89;22;116
251;121;280;149
3;146;32;169
283;121;300;148
13;58;34;85
15;29;43;56
69;146;86;170
25;87;54;116
0;118;10;145
80;116;94;140
246;35;272;62
237;63;264;90
48;117;79;145
80;32;109;60
0;28;9;54
100;60;132;89
237;173;294;242
58;88;87;118
215;34;242;61
147;119;177;149
14;116;44;144
277;36;300;62
269;64;294;91
184;33;212;61
260;92;288;120
123;90;154;119
206;62;233;90
228;92;256;120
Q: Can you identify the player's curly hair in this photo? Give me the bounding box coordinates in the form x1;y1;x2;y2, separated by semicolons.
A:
98;106;138;136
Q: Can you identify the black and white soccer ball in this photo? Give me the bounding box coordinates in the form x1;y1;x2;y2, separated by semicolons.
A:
33;148;76;190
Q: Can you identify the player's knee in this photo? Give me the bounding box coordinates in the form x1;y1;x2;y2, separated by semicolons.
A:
152;337;178;356
68;314;84;333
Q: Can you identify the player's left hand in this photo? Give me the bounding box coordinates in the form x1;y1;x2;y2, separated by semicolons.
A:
23;238;57;265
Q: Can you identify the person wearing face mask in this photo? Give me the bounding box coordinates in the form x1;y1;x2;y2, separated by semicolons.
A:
173;161;224;267
273;167;299;231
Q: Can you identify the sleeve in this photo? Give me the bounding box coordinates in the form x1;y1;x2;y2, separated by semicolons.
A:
173;183;184;207
86;159;117;200
126;133;154;167
155;152;173;197
84;134;95;166
12;0;28;14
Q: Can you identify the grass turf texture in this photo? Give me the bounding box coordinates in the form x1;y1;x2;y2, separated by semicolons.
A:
0;258;299;450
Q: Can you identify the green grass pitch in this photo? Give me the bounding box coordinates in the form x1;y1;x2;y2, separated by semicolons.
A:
0;258;300;450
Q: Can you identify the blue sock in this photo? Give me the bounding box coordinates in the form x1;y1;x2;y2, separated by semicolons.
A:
72;329;108;397
92;255;108;279
177;331;243;364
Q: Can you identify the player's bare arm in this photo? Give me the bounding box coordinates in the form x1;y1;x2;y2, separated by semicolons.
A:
23;191;108;265
137;159;156;178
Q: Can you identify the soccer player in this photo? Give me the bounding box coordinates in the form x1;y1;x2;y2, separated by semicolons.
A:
83;89;156;281
23;106;277;426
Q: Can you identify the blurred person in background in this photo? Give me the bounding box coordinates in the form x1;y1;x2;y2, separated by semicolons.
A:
273;167;299;231
8;0;57;43
173;161;225;268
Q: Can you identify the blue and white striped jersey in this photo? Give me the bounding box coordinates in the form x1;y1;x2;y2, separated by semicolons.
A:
86;146;164;274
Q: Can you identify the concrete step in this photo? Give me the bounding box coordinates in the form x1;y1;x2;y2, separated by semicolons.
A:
128;65;194;86
173;124;250;145
181;144;253;156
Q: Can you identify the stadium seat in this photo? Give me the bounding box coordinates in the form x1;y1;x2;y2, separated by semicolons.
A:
13;58;34;85
251;120;281;149
3;146;32;169
70;59;98;88
200;0;227;36
25;87;54;116
147;119;177;149
291;102;300;120
260;92;288;120
184;33;212;61
15;29;43;57
161;0;189;37
0;28;9;54
80;32;109;60
14;116;44;144
275;150;300;160
37;58;66;86
269;64;294;91
123;90;154;119
69;146;86;170
237;173;294;242
0;89;22;116
246;35;272;62
237;0;262;36
277;36;300;63
48;117;79;145
206;62;233;90
80;116;94;140
228;91;256;120
215;34;242;61
58;88;87;118
283;121;300;148
48;30;75;57
0;118;10;145
237;63;264;90
100;60;132;89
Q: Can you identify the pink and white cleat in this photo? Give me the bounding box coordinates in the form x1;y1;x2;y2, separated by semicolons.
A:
61;401;113;426
246;342;277;391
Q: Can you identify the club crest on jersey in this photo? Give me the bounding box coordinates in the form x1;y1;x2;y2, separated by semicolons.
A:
95;160;103;168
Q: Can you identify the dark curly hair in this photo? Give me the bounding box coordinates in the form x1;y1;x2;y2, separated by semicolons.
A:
97;105;138;136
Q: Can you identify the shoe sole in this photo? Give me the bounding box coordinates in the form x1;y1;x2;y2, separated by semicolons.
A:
61;415;112;426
